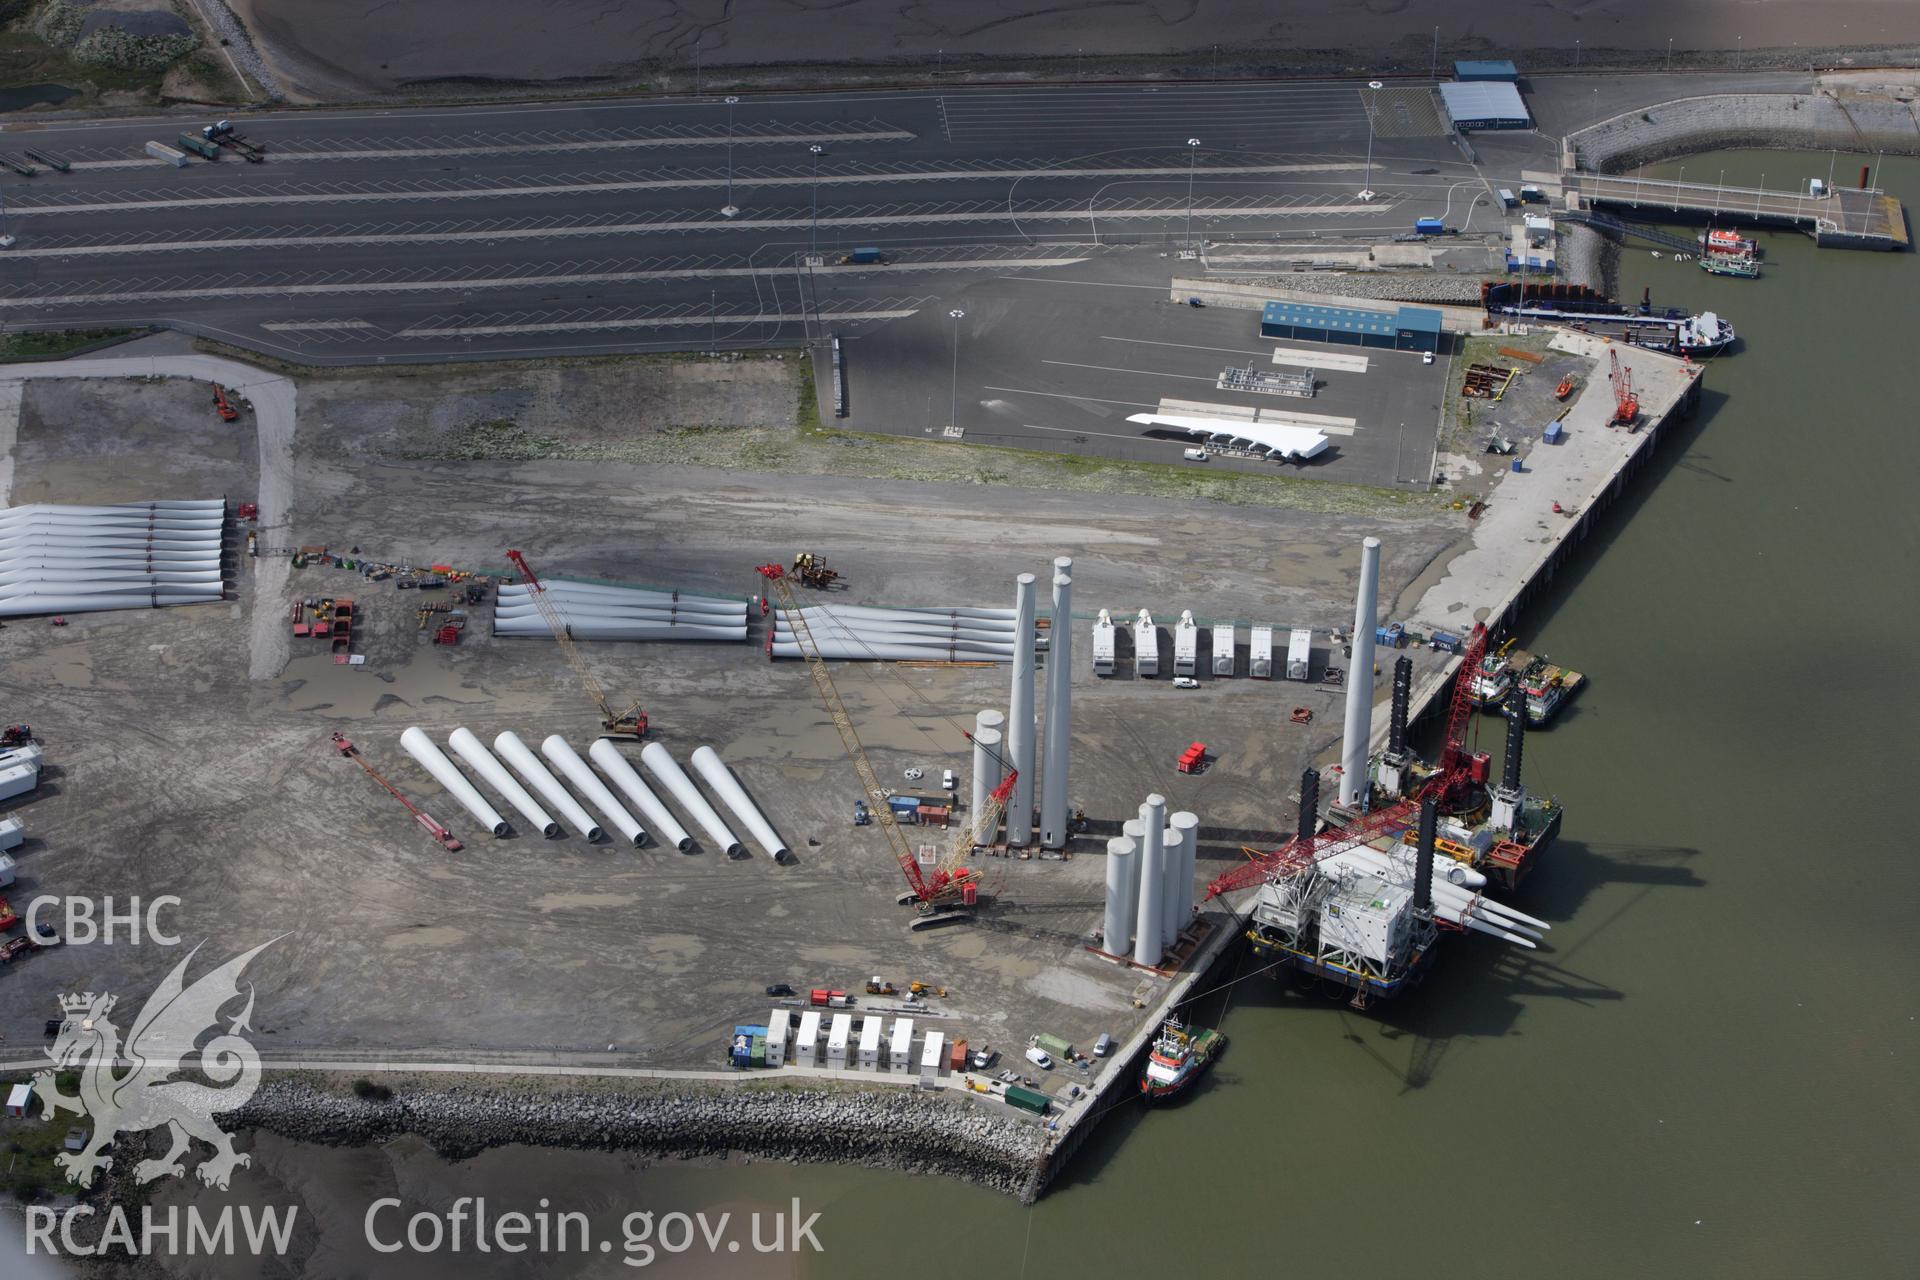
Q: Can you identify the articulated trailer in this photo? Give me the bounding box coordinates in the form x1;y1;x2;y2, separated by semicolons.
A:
0;155;36;178
203;121;266;162
22;149;70;173
177;133;222;161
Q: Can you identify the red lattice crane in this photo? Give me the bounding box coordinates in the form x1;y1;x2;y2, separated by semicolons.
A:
1205;623;1488;901
756;562;987;926
1609;349;1639;427
332;733;462;852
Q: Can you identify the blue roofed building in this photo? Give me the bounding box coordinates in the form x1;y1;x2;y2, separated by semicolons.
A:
1454;59;1519;81
1259;300;1443;353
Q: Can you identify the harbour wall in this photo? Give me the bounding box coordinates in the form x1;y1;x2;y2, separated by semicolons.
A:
1568;91;1920;173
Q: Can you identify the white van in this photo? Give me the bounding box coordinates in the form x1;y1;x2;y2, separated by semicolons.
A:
1182;448;1209;461
941;768;956;791
1024;1046;1054;1070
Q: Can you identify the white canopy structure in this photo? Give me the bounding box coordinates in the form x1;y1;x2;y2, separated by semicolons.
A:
493;579;748;642
0;501;229;618
1126;413;1330;461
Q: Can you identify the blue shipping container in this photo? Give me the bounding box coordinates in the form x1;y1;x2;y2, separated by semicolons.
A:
1415;218;1445;234
1543;421;1565;444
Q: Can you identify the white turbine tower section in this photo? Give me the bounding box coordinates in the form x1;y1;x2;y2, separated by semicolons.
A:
970;727;1003;842
641;742;744;857
1103;835;1138;957
448;727;560;838
1160;825;1187;949
399;726;508;837
971;709;1005;817
1339;536;1383;809
1039;561;1074;850
1132;797;1167;968
541;735;645;847
1006;572;1038;848
1159;809;1190;940
494;730;603;842
589;738;694;852
689;745;791;863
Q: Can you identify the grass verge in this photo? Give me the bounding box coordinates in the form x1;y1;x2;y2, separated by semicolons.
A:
0;327;140;361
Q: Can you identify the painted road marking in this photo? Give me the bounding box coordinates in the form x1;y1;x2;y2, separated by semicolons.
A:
7;161;1375;216
1099;335;1274;359
981;386;1157;409
399;309;918;337
6;201;1393;258
0;257;1090;307
1272;346;1369;373
1040;359;1227;385
260;320;378;332
58;127;918;171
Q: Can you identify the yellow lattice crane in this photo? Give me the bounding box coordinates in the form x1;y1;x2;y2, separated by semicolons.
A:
505;549;647;737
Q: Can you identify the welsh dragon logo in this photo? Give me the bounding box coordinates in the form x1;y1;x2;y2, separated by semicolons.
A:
34;939;277;1190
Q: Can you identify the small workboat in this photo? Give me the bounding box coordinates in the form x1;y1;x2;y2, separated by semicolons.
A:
1139;1017;1224;1104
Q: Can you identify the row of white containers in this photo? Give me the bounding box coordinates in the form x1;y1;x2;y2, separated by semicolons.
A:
769;604;1032;662
492;580;748;642
768;1009;949;1086
1091;611;1314;680
398;728;789;861
0;501;228;618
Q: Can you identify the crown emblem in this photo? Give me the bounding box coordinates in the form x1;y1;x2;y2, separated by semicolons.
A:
59;992;113;1016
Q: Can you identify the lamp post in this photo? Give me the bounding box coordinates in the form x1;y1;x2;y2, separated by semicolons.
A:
1575;38;1580;69
1666;37;1673;72
1431;26;1439;79
1185;138;1201;246
720;96;740;218
808;143;823;258
948;309;965;432
1359;82;1381;201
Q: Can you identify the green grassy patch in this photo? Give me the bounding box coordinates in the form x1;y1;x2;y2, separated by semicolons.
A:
0;26;165;99
0;1073;84;1204
0;327;139;361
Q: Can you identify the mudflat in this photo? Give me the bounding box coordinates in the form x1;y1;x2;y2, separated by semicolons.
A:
228;0;1920;98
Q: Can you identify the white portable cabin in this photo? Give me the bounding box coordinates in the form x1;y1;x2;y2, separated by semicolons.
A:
1250;625;1275;679
1287;627;1313;681
826;1012;852;1068
1212;623;1236;677
1091;609;1116;676
919;1030;945;1088
857;1015;883;1070
890;1018;915;1071
5;1083;32;1118
1133;610;1158;677
766;1009;790;1067
0;764;36;803
0;851;15;889
1173;611;1198;677
795;1010;821;1067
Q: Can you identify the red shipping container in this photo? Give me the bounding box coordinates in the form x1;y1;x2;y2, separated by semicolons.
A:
948;1039;968;1072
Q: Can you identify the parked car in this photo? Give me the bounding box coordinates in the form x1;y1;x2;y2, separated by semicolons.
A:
765;983;796;998
972;1045;996;1069
1172;677;1200;689
1422;351;1435;365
